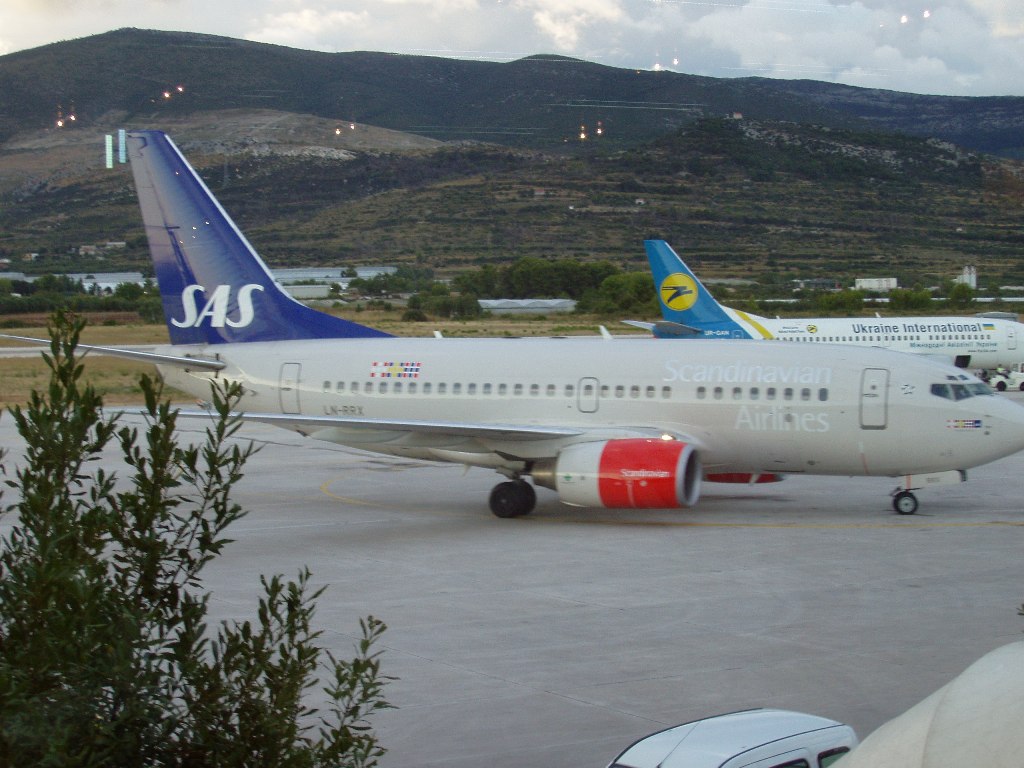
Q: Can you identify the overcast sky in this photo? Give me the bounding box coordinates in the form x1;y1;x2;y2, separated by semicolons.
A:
2;0;1021;96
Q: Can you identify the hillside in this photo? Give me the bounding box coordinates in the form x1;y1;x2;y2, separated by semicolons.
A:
2;109;1023;290
2;29;1024;156
2;29;1023;290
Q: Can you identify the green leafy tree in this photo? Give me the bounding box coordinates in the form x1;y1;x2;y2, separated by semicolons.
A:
815;289;865;314
577;272;657;315
31;273;86;295
113;281;147;301
453;264;499;297
500;256;555;298
888;287;934;311
946;281;975;309
0;311;391;767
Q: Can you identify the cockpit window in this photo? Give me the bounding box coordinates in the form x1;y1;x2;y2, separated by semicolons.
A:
931;382;993;400
951;384;971;400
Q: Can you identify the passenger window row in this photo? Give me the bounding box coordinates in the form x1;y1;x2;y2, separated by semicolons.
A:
320;380;832;403
696;385;829;402
321;380;677;399
786;334;991;343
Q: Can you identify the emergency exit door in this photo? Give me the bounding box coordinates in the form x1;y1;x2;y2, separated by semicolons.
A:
860;367;889;429
279;362;302;414
577;377;599;413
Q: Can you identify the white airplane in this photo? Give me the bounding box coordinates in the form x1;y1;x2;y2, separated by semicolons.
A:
630;240;1024;372
11;131;1024;518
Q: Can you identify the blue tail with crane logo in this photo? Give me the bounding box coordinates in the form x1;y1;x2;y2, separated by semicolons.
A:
645;240;754;339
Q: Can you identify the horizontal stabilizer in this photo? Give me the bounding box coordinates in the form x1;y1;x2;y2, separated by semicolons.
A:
621;319;703;336
0;334;225;371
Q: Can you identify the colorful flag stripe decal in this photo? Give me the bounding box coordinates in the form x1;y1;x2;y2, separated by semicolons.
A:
946;418;982;429
370;361;422;378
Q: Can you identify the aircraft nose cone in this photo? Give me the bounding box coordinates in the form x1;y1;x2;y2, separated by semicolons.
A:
989;395;1024;454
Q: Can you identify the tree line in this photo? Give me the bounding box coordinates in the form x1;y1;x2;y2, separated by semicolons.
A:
1;259;983;326
0;275;163;322
350;258;659;319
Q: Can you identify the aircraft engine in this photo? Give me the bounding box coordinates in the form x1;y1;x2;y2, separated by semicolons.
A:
532;438;701;509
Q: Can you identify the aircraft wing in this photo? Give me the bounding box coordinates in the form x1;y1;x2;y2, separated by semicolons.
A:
177;409;589;441
172;409;683;446
0;334;225;371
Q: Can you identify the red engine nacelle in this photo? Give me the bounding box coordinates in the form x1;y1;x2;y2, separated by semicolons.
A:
532;438;701;509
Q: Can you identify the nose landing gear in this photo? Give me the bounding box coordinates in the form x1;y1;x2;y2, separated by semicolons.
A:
890;470;966;515
891;489;919;515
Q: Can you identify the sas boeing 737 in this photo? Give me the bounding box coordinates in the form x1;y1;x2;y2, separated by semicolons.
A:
11;132;1024;518
630;240;1024;371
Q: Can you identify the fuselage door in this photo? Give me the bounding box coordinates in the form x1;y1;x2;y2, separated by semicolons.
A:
577;377;599;413
860;367;889;430
1008;325;1017;351
279;362;302;414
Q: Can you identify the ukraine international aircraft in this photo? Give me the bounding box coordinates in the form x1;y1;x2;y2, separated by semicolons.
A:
12;131;1024;518
630;240;1024;372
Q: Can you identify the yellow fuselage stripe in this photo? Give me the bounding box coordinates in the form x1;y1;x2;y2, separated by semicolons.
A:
735;310;775;339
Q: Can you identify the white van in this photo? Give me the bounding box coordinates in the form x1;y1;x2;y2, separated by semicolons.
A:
607;708;857;768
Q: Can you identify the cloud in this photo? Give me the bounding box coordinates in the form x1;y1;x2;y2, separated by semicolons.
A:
965;0;1024;37
246;0;519;56
514;0;624;51
374;0;479;10
647;0;1024;94
247;8;372;48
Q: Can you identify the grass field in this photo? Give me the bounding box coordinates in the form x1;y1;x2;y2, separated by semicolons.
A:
0;319;169;407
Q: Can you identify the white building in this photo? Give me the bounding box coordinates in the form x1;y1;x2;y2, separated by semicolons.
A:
955;265;977;289
478;299;577;315
854;277;898;292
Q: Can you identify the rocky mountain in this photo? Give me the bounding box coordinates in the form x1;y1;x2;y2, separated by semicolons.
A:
1;28;1022;157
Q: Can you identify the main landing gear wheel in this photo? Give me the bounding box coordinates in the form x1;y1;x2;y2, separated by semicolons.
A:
489;480;536;518
892;490;919;515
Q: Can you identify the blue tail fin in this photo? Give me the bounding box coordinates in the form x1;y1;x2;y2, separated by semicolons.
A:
645;240;757;339
127;130;391;344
